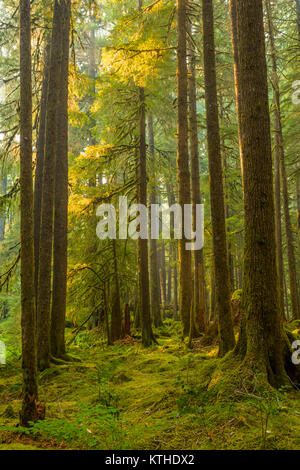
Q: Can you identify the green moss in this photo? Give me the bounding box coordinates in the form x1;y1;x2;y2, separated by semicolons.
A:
1;319;300;450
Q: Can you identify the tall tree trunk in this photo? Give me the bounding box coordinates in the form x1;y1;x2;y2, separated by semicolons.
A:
34;40;50;304
297;178;300;251
209;263;216;323
19;0;38;426
148;114;163;327
138;86;155;346
265;0;287;320
176;0;192;337
167;246;172;305
202;0;235;356
173;243;179;320
0;175;7;241
229;0;243;175
296;0;300;39
295;0;300;255
37;0;63;370
187;21;206;334
235;0;286;385
50;0;71;358
111;239;123;341
266;0;300;320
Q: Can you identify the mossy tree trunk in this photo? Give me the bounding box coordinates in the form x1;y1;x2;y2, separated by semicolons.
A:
266;0;300;321
235;0;286;385
265;0;287;320
138;87;155;346
34;40;50;305
176;0;192;337
37;0;63;371
148;114;163;328
229;0;243;177
111;239;123;341
51;0;71;358
295;0;300;253
0;174;7;241
19;0;38;426
187;21;206;334
202;0;235;356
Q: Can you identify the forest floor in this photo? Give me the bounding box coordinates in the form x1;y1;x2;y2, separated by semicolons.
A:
0;317;300;450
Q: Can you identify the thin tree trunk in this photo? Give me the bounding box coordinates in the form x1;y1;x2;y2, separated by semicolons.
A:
187;21;206;334
37;0;63;371
0;175;7;241
202;0;235;356
167;247;172;305
296;0;300;40
176;0;192;337
19;0;38;426
160;268;166;320
34;39;50;304
209;263;216;323
265;0;286;320
148;114;163;327
229;0;243;175
51;0;71;358
173;241;179;320
138;85;155;346
266;0;300;320
111;239;122;341
295;0;300;257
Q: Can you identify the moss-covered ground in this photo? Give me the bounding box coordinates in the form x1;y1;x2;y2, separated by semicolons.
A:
0;318;300;450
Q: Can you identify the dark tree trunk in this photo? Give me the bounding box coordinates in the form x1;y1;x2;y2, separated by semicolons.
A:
229;0;243;174
173;240;179;320
37;0;63;371
19;0;38;426
51;0;71;358
176;0;192;337
266;0;300;321
0;175;7;241
187;22;206;334
124;304;131;336
296;0;300;40
138;86;155;346
235;0;286;385
111;239;123;341
148;114;163;327
34;39;50;304
159;268;166;320
265;0;287;320
202;0;235;356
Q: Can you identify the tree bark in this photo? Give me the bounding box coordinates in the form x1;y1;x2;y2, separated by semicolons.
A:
34;39;50;305
187;21;206;334
0;175;7;241
229;0;243;176
266;0;300;320
51;0;71;358
176;0;192;337
235;0;286;385
37;0;63;370
138;86;155;346
19;0;38;426
111;239;123;341
202;0;235;356
265;0;288;320
148;114;163;327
